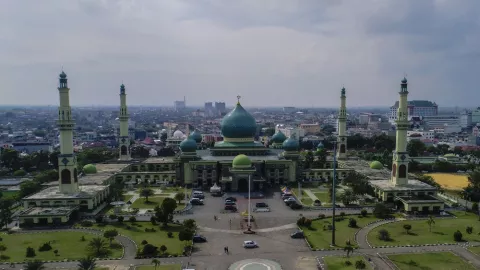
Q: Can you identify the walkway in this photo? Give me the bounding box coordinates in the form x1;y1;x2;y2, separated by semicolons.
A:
303;189;319;202
355;219;398;248
198;223;297;234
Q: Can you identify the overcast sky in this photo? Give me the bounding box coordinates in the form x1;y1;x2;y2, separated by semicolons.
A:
1;0;479;107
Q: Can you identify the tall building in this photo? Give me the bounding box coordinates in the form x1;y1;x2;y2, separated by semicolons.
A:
174;97;186;111
389;100;438;122
391;78;409;186
460;110;472;128
118;84;131;160
57;71;79;194
337;87;347;160
215;102;226;114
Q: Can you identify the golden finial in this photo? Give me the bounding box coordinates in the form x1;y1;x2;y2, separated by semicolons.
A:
237;95;241;105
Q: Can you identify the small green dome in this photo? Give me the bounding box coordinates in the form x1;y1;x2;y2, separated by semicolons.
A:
317;142;324;149
401;77;407;84
232;154;252;168
190;130;202;143
370;161;383;170
271;131;287;143
221;102;257;138
83;164;97;174
283;137;299;151
59;71;67;78
180;138;197;152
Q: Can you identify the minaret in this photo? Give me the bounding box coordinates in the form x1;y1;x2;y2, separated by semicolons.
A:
391;77;409;186
118;84;131;160
336;87;347;160
57;71;79;194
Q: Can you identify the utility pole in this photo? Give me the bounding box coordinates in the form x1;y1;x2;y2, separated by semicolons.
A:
331;142;337;246
248;175;251;229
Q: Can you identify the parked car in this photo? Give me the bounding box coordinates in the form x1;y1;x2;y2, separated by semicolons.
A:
281;193;293;199
290;202;303;209
193;193;205;199
255;202;268;208
225;197;237;202
190;198;204;205
290;230;304;239
225;201;236;206
243;240;258;248
211;192;223;197
284;197;296;204
192;235;207;243
225;205;237;211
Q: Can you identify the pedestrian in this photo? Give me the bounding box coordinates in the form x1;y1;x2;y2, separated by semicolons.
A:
226;246;229;254
224;246;228;254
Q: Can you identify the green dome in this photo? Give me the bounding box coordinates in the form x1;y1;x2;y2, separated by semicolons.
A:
370;161;383;170
271;131;287;143
180;138;197;152
59;71;67;78
232;154;252;168
283;137;299;151
221;103;257;138
83;164;97;174
317;142;324;149
190;130;202;143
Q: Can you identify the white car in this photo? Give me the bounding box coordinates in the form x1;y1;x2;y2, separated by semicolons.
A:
243;240;258;248
284;197;296;203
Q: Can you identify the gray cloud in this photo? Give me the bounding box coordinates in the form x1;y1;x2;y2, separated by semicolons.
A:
0;0;479;107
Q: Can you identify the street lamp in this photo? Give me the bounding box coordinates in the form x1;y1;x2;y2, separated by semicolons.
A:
331;140;337;247
248;174;251;229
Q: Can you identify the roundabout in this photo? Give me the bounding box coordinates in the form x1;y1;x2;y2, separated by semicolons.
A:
229;259;282;270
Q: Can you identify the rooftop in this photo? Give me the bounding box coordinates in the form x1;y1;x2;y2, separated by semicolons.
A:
24;185;108;200
342;159;392;180
369;179;437;191
19;206;78;217
143;157;176;164
396;195;443;203
0;178;30;186
78;163;128;185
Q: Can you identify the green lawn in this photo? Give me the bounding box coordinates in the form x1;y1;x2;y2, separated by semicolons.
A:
291;189;313;205
131;196;184;210
388;252;476;270
1;190;19;200
137;265;182;270
323;256;372;270
368;211;480;247
123;195;134;202
84;222;185;255
0;231;122;262
468;246;480;256
302;215;379;249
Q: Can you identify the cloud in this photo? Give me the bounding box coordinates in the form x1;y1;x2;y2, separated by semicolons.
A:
0;0;478;107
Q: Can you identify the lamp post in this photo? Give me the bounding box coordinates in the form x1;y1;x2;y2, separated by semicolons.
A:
331;141;337;247
248;174;251;229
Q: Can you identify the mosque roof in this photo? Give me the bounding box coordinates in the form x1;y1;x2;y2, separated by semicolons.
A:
190;130;202;143
180;138;197;152
232;154;252;168
283;137;299;151
271;131;287;143
221;99;257;139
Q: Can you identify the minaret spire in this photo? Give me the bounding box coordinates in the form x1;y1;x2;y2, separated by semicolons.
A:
391;77;409;186
336;87;347;160
57;71;79;194
118;83;131;160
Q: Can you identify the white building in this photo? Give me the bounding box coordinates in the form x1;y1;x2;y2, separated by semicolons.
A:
389;100;438;123
407;130;434;141
460;110;472;128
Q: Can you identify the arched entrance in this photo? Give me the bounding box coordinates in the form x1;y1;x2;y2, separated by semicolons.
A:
237;178;249;192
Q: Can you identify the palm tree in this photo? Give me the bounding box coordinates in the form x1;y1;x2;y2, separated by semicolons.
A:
427;215;435;232
77;256;96;270
343;244;354;258
25;260;45;270
88;237;107;256
151;259;160;270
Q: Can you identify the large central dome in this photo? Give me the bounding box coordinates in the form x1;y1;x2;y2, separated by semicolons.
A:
221;101;257;139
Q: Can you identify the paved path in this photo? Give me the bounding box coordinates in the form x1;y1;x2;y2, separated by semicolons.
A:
198;223;297;234
303;189;319;202
355;219;398;248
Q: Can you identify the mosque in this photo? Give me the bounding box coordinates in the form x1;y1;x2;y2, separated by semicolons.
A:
17;72;442;226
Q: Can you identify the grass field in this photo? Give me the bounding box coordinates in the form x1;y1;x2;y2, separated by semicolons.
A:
368;211;480;247
425;173;469;190
123;195;133;202
291;189;313;205
137;265;182;270
323;256;372;270
0;231;122;262
85;222;185;255
1;190;19;200
468;246;480;256
302;215;379;249
388;252;476;270
131;196;184;210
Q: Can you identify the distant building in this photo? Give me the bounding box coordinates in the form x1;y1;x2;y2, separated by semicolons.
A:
390;100;438;122
472;107;480;125
460;110;473;128
422;115;460;130
283;107;296;113
214;102;226;114
174;97;186;111
9;142;52;154
299;123;320;135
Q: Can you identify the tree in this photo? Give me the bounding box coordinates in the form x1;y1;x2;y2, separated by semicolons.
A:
348;218;357;228
182;219;196;231
19;180;42;199
77;256;96;270
154;198;177;227
378;229;390;241
0;244;6;257
140;188;154;202
0;198;13;228
0;149;20;170
373;203;390;219
151;259;160;270
159;245;167;254
103;229;118;245
25;260;45;270
407;140;426;157
454;230;463;242
472;202;478;212
339;190;358;205
87;237;107;256
49;151;60;169
466;226;473;234
355;260;366;269
343;244;354;258
33;170;58;183
131;146;150;158
174;192;185;204
403;224;412;234
111;182;125;202
304;151;314;169
178;229;194;246
426;215;435;232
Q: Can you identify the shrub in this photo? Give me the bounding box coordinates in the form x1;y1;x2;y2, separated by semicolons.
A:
454;230;463;242
344;260;352;266
378;229;390;241
407;260;418;266
348;218;357;228
167;232;173;238
150;216;157;225
340;212;346;217
466;226;473;234
38;242;52;252
53;250;58;256
303;219;312;228
403;224;412;234
360;209;368;217
117;216;124;222
355;260;366;269
318;214;326;219
95;216;104;223
81;236;86;242
129;216;136;223
141;244;158;256
13;169;26;176
297;217;306;226
141;240;148;245
373;203;390;219
472;202;478;212
160;245;167;254
80;220;93;227
26;247;36;257
109;214;117;220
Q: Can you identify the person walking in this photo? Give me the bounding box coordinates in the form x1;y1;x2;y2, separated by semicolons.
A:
226;246;229;254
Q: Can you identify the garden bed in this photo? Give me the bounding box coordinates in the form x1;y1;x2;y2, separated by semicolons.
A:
323;256;372;270
387;252;476;270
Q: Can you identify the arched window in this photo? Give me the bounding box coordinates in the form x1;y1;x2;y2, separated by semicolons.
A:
392;164;397;177
61;169;71;184
340;144;346;153
399;165;407;178
121;145;127;155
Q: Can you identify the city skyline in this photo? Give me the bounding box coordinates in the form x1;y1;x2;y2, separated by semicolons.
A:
1;0;479;107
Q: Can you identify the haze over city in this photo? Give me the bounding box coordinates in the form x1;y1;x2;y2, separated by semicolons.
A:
2;0;480;107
